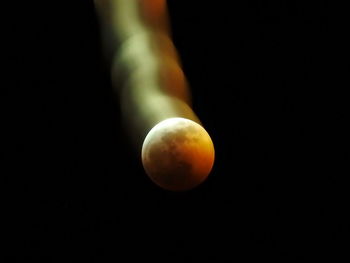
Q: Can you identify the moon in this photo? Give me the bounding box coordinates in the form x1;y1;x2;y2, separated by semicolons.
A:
141;117;215;191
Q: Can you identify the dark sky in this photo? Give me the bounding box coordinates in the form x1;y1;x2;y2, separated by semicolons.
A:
4;0;349;261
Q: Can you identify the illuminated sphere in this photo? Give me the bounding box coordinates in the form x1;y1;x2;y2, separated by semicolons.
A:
141;117;215;191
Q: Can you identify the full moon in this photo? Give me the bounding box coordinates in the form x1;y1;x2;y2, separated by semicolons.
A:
141;117;215;191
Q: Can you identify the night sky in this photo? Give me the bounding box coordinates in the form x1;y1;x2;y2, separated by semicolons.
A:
4;0;349;261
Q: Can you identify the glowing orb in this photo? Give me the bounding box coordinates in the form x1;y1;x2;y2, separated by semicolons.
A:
141;117;215;191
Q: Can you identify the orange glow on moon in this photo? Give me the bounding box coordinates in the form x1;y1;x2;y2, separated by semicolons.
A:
141;118;215;191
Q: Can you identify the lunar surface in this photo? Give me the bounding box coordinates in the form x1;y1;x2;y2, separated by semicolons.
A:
141;117;215;191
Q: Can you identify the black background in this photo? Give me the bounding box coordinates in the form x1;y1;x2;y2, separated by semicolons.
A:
4;0;349;261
